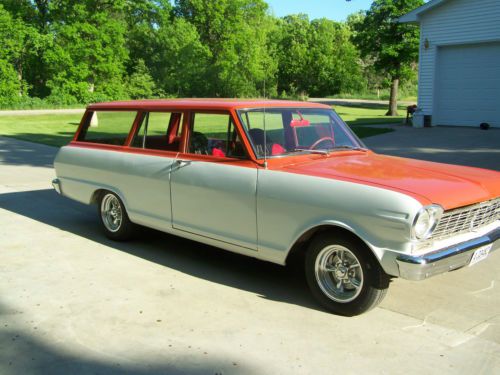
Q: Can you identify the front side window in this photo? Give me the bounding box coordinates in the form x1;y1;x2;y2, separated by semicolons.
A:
132;112;183;152
78;111;137;145
238;108;364;158
187;113;245;158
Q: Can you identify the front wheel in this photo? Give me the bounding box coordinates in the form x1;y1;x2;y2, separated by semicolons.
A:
305;233;389;316
98;191;137;241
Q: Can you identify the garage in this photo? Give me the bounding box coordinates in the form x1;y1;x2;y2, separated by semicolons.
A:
400;0;500;128
434;42;500;127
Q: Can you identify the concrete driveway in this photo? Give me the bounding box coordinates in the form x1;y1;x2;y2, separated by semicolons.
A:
1;135;499;375
364;125;500;171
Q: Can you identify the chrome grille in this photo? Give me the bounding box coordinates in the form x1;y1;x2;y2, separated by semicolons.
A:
432;197;500;240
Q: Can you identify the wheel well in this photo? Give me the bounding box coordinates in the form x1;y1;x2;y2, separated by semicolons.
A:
285;225;374;266
90;189;106;205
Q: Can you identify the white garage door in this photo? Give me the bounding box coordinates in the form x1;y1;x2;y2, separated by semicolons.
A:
434;42;500;127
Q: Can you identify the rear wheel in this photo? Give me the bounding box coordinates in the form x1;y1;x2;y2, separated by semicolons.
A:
98;192;137;241
305;232;389;316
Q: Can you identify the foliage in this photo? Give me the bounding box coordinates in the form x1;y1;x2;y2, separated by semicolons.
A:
351;0;423;115
0;0;421;107
273;14;311;96
0;4;36;102
126;0;210;97
126;59;156;99
0;60;21;106
306;19;363;96
44;0;129;104
175;0;277;97
273;15;364;98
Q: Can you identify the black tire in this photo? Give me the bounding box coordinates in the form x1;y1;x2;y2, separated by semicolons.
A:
98;191;137;241
305;232;389;316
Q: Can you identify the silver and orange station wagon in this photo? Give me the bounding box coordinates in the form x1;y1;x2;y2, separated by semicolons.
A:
53;99;500;316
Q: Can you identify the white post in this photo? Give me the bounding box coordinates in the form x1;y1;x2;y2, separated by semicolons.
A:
90;112;98;127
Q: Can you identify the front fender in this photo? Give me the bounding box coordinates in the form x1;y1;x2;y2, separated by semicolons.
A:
256;169;423;269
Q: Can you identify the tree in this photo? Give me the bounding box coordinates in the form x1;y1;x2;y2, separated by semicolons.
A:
0;60;21;106
126;1;211;97
352;0;423;115
44;0;129;104
0;4;37;100
126;59;156;99
175;0;277;97
153;17;212;96
347;11;386;98
273;14;310;96
274;15;363;98
1;1;57;98
305;19;363;96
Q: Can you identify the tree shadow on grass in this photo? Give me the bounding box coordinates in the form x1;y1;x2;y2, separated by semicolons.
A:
346;117;405;126
0;189;322;314
351;126;394;138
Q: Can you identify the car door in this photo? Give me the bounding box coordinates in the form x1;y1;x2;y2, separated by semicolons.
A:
170;111;258;250
119;111;183;231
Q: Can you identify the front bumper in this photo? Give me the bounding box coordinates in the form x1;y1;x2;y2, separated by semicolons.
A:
396;228;500;281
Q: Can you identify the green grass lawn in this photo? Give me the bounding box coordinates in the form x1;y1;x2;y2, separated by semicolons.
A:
0;104;401;148
334;104;406;125
0;113;82;147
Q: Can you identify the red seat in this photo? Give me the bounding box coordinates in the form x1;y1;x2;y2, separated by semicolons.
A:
212;147;226;157
272;143;285;155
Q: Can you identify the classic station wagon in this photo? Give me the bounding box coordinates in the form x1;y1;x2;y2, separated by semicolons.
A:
52;99;500;316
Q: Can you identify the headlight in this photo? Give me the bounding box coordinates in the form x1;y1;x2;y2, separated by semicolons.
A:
412;205;443;240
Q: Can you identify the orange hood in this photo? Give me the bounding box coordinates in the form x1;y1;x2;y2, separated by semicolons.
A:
280;152;500;210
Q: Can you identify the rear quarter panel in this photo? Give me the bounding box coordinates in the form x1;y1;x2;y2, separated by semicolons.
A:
54;145;175;231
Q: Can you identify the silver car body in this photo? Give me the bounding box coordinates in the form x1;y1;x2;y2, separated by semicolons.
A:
53;101;500;282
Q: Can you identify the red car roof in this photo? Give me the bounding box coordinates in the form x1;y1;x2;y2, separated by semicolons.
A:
87;98;330;111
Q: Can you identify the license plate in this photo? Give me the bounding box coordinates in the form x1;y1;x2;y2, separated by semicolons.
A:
469;244;492;267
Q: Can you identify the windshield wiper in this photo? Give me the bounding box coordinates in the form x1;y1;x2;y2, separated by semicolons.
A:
330;145;368;152
294;148;330;155
294;146;367;155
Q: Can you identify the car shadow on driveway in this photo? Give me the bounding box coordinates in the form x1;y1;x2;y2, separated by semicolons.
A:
0;188;322;313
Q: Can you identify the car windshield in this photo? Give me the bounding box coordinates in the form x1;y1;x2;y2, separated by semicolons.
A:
237;107;365;158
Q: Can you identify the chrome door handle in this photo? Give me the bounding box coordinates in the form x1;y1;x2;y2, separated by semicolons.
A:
174;159;192;167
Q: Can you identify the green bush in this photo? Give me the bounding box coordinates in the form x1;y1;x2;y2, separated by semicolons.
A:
0;60;21;106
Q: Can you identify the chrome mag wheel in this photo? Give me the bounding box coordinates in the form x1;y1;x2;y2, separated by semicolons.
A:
314;245;364;303
100;193;123;233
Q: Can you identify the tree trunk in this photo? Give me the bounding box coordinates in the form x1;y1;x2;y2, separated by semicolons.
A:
17;60;23;96
386;77;399;116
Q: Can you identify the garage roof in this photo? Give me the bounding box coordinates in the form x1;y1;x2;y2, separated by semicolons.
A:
399;0;450;23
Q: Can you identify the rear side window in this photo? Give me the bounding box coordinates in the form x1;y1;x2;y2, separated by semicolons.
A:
131;112;184;152
78;111;137;145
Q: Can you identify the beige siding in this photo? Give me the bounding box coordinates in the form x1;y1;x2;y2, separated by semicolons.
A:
417;0;500;120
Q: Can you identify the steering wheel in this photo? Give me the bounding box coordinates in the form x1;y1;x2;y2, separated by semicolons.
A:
309;137;335;150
